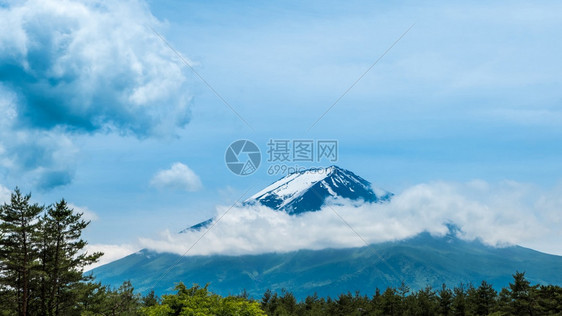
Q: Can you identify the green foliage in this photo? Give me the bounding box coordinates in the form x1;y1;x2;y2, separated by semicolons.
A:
472;280;497;315
142;283;265;316
0;188;43;315
438;284;453;316
0;188;103;315
37;199;103;315
258;274;562;316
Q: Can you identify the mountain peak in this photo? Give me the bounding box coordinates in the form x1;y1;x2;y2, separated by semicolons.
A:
248;165;392;214
181;166;392;232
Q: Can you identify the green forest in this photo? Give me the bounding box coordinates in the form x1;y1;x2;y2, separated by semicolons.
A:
1;189;561;315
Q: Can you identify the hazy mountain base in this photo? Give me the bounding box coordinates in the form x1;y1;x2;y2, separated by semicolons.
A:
92;232;562;300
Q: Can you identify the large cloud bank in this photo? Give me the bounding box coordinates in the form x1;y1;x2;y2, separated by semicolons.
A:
139;180;562;256
0;0;191;189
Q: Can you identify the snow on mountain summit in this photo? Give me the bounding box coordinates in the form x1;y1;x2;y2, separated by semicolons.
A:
247;165;392;214
181;166;392;233
248;168;329;206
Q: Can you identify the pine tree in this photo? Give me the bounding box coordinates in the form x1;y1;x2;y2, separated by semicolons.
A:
536;284;562;313
142;290;160;307
38;199;102;315
451;284;467;316
507;271;539;315
381;287;400;316
438;284;453;316
371;288;382;313
473;280;497;315
0;188;43;316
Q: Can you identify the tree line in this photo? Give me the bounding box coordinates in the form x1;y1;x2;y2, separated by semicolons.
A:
257;274;562;315
1;188;561;315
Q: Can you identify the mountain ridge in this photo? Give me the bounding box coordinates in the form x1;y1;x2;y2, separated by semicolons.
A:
91;231;562;299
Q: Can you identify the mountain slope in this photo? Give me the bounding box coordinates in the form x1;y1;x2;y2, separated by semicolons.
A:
92;166;562;299
91;232;562;299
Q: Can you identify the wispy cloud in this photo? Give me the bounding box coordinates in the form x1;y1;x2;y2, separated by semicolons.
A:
84;243;138;271
150;163;202;192
139;180;560;256
0;184;11;204
68;203;98;222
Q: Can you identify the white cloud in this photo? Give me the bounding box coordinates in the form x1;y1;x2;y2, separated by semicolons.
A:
139;180;561;256
150;162;202;192
0;0;191;135
83;243;139;271
0;184;11;204
68;203;98;222
0;127;79;190
0;0;192;189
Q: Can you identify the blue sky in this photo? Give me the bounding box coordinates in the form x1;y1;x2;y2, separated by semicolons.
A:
0;0;561;264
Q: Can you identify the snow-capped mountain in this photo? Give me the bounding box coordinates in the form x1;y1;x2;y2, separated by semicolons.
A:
247;165;392;214
181;166;391;232
93;166;562;298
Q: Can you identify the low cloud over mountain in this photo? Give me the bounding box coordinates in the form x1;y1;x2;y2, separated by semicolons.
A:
139;179;561;257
